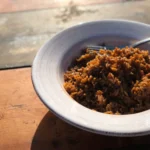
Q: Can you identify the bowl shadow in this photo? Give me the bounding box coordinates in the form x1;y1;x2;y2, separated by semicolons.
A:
31;111;150;150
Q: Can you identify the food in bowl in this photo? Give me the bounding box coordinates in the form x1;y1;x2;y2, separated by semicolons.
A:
64;47;150;115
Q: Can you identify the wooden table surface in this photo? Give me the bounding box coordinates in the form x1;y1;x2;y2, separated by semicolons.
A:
0;68;150;150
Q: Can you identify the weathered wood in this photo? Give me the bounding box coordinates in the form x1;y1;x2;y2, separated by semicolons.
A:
0;0;122;13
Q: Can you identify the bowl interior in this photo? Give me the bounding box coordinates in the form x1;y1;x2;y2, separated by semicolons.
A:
60;35;150;84
60;35;136;81
32;20;150;136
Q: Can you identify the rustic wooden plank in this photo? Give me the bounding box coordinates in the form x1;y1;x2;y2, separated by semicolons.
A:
0;0;122;13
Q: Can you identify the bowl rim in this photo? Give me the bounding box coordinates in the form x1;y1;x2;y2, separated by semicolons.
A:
32;19;150;137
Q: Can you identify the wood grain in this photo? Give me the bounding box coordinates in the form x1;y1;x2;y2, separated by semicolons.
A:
0;68;150;150
0;68;48;150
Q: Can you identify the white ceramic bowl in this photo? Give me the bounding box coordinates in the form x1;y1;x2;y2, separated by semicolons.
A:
32;20;150;137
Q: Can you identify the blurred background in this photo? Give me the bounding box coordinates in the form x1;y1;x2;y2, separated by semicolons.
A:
0;0;150;69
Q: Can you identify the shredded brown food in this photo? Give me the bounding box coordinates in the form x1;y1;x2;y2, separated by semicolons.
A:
64;47;150;114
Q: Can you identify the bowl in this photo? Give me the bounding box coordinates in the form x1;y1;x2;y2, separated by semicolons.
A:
32;20;150;137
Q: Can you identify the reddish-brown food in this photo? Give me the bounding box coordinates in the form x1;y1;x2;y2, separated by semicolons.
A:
64;47;150;114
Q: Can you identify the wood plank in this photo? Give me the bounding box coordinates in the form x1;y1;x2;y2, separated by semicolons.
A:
0;68;48;150
0;0;122;13
0;68;150;150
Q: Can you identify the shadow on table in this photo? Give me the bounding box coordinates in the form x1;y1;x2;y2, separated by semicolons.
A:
31;111;150;150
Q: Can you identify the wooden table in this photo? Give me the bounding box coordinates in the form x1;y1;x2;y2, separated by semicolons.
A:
0;68;150;150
